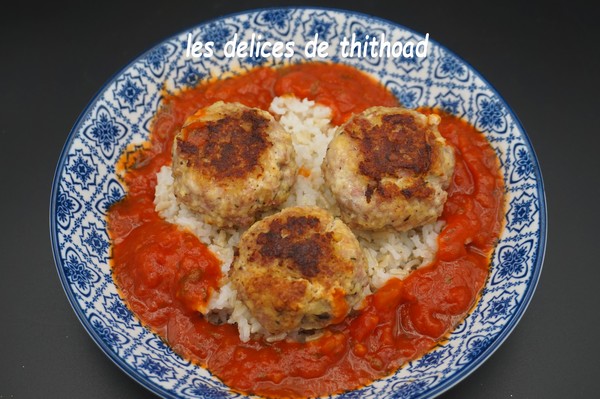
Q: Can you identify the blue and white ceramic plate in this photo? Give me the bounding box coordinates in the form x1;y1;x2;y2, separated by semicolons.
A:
50;7;546;399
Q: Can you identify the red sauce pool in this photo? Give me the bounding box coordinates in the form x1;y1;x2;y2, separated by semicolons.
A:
108;62;505;398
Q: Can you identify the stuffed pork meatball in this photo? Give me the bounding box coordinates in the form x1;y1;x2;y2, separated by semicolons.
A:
230;206;369;335
322;106;455;232
172;101;297;228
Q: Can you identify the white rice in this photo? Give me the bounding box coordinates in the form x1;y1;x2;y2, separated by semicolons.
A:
154;96;443;342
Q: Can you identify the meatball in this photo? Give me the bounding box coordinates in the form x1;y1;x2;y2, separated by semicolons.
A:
322;106;455;232
171;101;297;228
230;206;369;335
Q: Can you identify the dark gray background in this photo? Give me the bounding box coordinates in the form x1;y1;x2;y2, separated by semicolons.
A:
1;1;598;398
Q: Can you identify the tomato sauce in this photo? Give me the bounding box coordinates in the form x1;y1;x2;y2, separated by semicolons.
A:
108;62;504;398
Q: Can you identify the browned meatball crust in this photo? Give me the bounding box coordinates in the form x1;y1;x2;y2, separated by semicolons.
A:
322;106;455;231
172;101;297;228
230;206;369;335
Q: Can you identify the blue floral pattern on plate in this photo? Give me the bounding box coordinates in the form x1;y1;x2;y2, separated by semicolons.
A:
50;7;546;398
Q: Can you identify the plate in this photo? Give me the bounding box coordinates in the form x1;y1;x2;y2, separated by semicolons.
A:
50;7;546;398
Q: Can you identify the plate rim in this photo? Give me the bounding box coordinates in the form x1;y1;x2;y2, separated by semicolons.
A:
49;6;547;399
